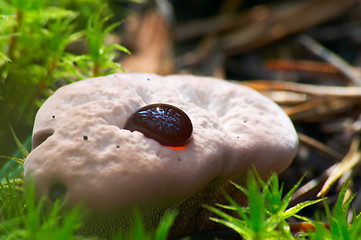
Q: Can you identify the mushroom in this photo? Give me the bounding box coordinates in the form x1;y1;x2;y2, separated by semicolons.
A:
24;73;298;237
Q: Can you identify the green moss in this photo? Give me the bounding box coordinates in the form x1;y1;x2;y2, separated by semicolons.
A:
0;0;128;157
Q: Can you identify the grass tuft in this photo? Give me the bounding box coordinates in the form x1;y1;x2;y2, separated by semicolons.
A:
304;183;361;240
205;172;325;239
2;152;361;240
0;0;129;156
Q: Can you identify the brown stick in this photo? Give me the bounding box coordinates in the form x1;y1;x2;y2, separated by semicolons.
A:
299;35;361;86
221;0;358;55
298;133;344;161
242;80;361;98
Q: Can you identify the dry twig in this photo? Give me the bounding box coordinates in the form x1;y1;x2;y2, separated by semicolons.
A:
242;80;361;98
318;136;361;197
299;35;361;86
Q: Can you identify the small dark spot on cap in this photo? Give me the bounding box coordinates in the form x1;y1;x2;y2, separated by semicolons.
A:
52;115;55;119
237;136;240;139
116;145;120;148
244;120;247;123
147;78;150;81
83;135;88;140
178;158;182;161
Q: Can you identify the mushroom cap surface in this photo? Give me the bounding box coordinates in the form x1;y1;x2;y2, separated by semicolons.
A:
24;73;298;213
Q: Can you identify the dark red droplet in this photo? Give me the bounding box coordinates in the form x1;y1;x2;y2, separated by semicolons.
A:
124;103;192;147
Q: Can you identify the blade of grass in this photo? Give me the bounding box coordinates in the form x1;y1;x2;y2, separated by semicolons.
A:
154;210;177;240
9;125;28;159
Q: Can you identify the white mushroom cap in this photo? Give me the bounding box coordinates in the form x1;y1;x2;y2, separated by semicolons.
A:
24;73;298;215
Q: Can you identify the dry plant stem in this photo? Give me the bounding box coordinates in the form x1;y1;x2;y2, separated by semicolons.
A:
242;80;361;98
265;59;339;75
175;0;357;55
284;97;356;122
298;35;361;86
289;222;316;233
263;91;307;105
289;222;330;233
318;136;361;197
174;6;256;42
298;133;344;161
290;165;336;205
221;0;358;56
265;59;361;79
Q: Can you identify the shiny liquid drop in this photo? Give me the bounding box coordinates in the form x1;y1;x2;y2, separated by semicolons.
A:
124;103;193;147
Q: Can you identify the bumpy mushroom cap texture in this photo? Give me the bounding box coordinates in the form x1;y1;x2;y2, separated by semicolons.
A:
24;73;298;237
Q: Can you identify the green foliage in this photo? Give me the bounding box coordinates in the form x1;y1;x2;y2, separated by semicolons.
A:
0;159;176;240
9;125;29;159
114;209;178;240
2;135;361;239
2;150;361;240
204;172;324;240
0;177;85;239
0;144;84;239
305;184;361;240
0;133;176;240
84;6;130;77
0;0;128;156
0;134;30;180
